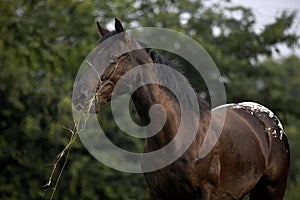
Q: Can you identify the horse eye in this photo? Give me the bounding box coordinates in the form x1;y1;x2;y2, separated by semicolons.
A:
107;56;118;64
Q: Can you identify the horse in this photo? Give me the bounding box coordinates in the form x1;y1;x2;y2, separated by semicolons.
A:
72;18;290;200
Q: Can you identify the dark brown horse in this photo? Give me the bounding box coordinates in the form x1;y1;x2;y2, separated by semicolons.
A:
72;19;290;200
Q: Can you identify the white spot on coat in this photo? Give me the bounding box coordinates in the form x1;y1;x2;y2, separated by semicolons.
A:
231;102;286;140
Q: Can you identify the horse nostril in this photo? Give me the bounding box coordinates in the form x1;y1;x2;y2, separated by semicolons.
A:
79;93;86;101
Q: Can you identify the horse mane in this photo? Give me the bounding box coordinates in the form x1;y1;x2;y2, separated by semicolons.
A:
99;31;118;43
142;45;210;115
144;47;183;73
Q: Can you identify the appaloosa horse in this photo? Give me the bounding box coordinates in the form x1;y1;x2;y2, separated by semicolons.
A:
73;19;290;200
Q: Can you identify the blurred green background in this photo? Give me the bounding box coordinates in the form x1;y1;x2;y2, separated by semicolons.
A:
1;0;300;199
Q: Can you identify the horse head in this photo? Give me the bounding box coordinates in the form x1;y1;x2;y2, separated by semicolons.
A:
72;18;152;112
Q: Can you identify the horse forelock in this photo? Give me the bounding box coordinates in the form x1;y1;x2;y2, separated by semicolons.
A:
99;30;118;43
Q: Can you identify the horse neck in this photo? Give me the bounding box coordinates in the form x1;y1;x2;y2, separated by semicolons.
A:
132;83;181;151
130;49;208;154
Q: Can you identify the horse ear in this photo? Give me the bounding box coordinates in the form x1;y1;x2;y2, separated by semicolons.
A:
96;21;109;36
115;18;125;33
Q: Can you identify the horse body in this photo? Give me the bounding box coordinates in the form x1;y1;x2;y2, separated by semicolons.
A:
134;78;289;200
73;19;290;200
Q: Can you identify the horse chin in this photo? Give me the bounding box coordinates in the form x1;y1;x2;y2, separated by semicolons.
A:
94;105;100;113
94;98;110;113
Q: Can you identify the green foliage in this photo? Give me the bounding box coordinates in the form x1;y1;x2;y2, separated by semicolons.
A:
286;174;300;200
1;0;300;199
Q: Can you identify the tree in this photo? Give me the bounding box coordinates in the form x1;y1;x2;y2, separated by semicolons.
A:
1;0;299;199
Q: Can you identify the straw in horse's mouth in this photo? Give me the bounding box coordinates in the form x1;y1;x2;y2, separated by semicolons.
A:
75;103;85;110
